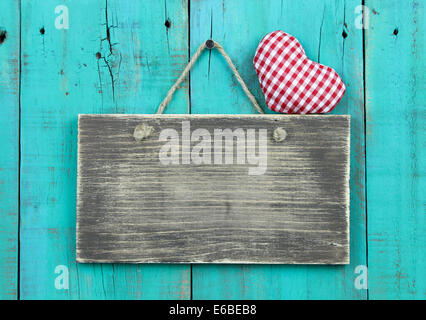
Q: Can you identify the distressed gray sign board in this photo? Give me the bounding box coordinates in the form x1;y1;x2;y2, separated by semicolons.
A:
77;114;350;264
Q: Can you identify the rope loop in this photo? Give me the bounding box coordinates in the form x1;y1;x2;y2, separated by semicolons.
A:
156;40;264;114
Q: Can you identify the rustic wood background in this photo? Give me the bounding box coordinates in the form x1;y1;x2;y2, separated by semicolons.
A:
77;115;350;264
0;0;424;299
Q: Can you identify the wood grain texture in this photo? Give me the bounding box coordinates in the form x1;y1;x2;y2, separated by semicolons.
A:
77;114;350;264
20;0;190;299
365;0;425;299
0;0;19;300
190;0;366;299
8;0;423;300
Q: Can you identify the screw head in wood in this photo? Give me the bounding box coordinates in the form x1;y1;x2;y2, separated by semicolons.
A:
205;39;215;49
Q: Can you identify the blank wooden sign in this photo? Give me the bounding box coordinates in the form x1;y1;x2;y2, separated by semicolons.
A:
77;114;350;264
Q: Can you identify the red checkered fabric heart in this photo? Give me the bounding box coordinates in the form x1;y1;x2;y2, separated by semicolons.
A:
254;30;346;114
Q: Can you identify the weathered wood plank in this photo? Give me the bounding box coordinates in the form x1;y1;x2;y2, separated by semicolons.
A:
77;114;350;264
365;0;425;299
0;0;19;300
20;0;190;299
190;0;366;298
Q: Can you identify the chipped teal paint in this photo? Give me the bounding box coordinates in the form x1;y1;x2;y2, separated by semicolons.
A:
0;0;423;300
0;0;19;300
365;0;425;299
190;0;367;300
19;0;190;299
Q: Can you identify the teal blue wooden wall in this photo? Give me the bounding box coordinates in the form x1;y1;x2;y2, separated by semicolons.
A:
0;0;423;299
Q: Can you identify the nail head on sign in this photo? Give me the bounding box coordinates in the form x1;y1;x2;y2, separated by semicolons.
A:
205;39;215;49
273;127;287;142
134;123;154;142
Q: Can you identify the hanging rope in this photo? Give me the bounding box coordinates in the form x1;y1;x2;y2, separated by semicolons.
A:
156;40;264;114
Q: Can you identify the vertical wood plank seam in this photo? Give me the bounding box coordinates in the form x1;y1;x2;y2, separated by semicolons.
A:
17;0;22;301
188;0;192;115
361;0;369;300
188;0;193;300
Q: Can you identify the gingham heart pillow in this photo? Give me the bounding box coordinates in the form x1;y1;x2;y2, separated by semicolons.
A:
254;30;346;114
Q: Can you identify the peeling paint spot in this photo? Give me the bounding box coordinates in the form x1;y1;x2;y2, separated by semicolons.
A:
40;27;45;35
